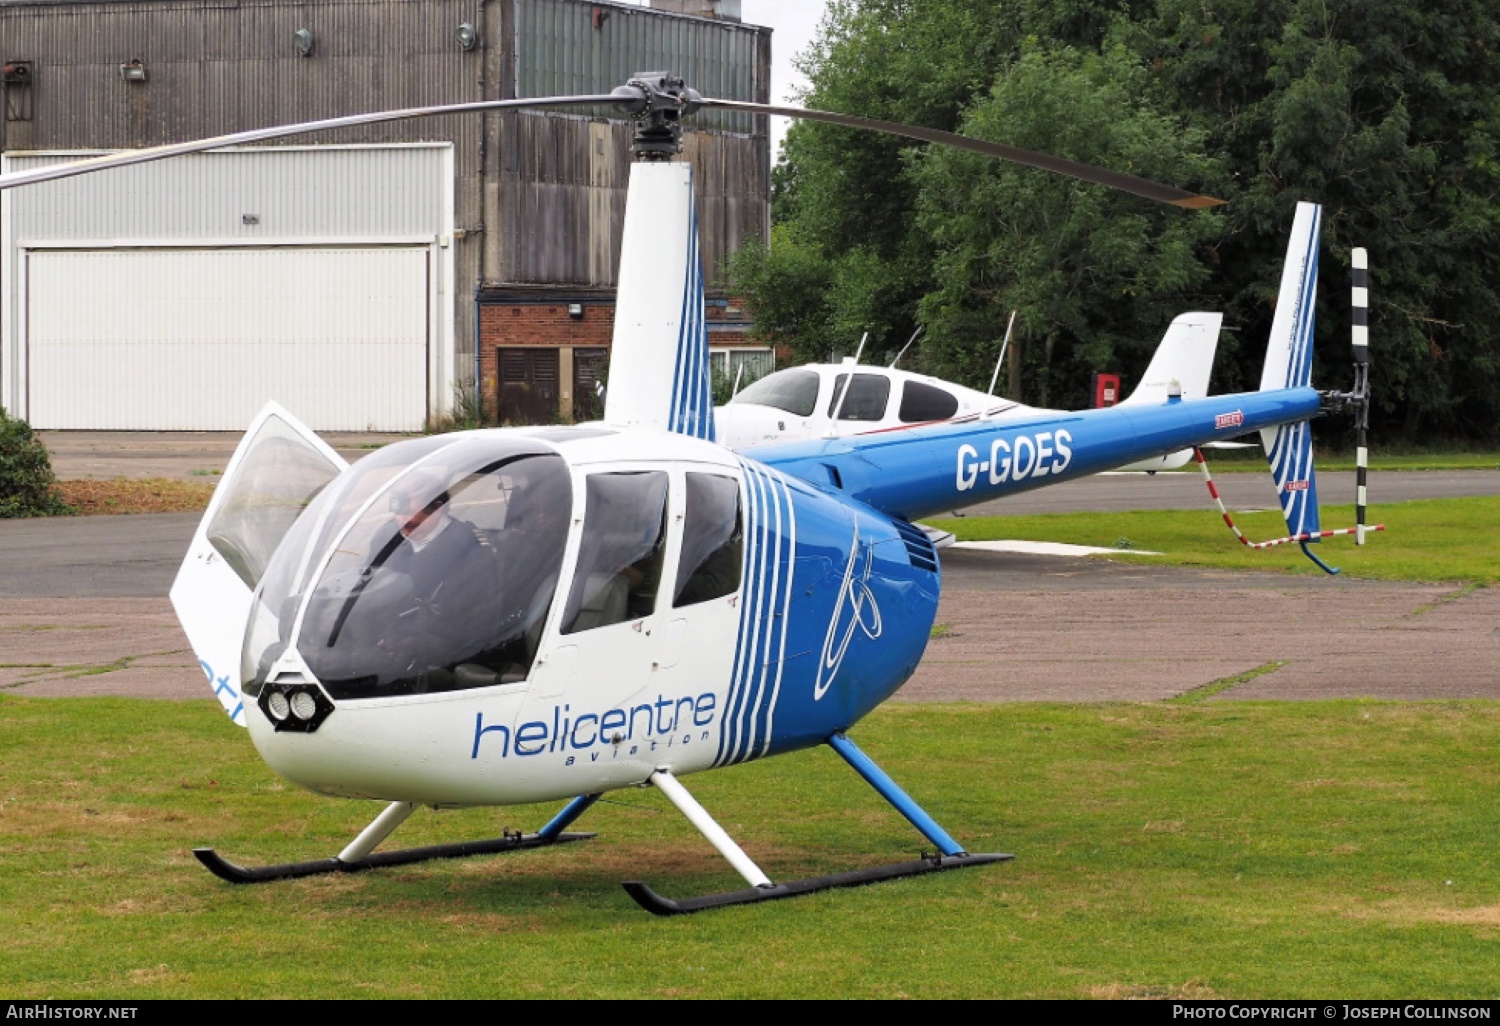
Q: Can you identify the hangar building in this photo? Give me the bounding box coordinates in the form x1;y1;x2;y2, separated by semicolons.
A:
0;0;771;431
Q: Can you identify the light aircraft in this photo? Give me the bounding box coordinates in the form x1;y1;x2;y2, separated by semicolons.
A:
0;73;1370;914
714;311;1223;473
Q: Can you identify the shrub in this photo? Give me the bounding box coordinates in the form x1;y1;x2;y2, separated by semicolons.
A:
0;407;72;517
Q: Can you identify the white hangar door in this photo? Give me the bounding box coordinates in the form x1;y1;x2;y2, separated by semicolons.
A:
25;246;429;431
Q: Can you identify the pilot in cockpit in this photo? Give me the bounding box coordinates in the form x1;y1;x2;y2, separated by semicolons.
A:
375;469;498;684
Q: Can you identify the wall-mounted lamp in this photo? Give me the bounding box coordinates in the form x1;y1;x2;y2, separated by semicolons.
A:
3;61;33;85
293;28;315;58
567;303;584;320
119;58;148;83
456;22;479;51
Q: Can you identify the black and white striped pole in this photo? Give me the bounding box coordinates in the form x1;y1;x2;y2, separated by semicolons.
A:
1351;248;1370;545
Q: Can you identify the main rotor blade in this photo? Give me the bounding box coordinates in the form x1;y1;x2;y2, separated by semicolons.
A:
0;93;633;191
699;98;1224;210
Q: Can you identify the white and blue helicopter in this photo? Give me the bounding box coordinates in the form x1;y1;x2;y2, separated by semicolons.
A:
0;74;1368;914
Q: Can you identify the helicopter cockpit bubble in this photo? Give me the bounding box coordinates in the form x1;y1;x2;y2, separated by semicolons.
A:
241;434;573;702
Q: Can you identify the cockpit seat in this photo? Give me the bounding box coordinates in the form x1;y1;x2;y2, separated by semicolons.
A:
569;571;630;632
454;662;528;688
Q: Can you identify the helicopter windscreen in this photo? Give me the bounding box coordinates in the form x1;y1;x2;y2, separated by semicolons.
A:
242;436;573;701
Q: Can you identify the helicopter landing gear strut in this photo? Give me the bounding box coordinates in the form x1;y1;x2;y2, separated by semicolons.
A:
622;735;1011;916
193;794;599;884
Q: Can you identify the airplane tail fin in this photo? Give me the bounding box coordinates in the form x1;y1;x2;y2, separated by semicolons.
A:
1119;312;1222;405
602;161;716;441
1258;201;1323;546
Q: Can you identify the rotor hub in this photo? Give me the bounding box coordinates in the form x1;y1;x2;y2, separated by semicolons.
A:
614;72;702;160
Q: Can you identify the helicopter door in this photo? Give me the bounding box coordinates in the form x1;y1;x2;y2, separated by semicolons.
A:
170;402;346;724
522;469;674;746
644;470;744;769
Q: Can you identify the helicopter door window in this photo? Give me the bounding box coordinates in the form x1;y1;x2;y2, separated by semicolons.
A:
827;374;891;421
674;473;743;608
205;413;343;590
561;472;670;635
898;380;960;423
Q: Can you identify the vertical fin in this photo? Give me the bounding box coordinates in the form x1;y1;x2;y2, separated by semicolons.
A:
603;161;715;440
1259;202;1322;539
1119;312;1222;404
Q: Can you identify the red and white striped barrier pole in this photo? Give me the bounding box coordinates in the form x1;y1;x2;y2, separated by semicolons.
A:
1193;447;1384;549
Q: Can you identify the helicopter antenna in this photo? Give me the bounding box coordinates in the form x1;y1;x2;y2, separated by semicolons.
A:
889;326;924;368
987;310;1018;396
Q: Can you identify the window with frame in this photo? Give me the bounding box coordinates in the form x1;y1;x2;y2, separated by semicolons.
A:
827;373;891;421
731;368;821;417
561;472;670;634
674;474;743;607
898;380;960;422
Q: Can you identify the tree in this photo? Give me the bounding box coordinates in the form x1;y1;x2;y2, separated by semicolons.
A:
911;43;1221;408
1125;0;1500;438
0;407;71;518
733;0;1500;442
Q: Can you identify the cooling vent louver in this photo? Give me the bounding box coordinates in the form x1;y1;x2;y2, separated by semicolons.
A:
891;519;939;574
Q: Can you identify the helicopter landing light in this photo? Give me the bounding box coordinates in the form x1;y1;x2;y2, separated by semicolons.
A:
258;680;333;734
290;691;319;722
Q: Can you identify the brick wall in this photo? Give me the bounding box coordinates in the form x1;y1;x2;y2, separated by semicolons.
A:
479;301;616;423
479;295;762;424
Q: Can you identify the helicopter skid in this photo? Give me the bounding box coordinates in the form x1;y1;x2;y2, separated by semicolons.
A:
622;851;1013;916
193;830;595;884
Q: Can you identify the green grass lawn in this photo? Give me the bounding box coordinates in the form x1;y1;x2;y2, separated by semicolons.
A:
930;496;1500;584
2;695;1498;998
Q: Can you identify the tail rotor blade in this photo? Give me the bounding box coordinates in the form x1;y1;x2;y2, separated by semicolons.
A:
1352;248;1371;545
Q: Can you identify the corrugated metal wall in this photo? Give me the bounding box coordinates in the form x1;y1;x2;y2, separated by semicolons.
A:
0;0;772;414
0;0;486;403
495;0;770;286
516;0;760;134
3;146;451;241
2;146;451;427
26;246;429;430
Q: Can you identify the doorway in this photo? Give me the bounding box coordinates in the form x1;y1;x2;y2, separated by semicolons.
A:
497;347;559;425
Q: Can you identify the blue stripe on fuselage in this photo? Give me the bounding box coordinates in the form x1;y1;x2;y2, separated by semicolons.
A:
751;388;1323;522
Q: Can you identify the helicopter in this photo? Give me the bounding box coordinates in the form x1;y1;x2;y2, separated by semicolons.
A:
0;73;1367;915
